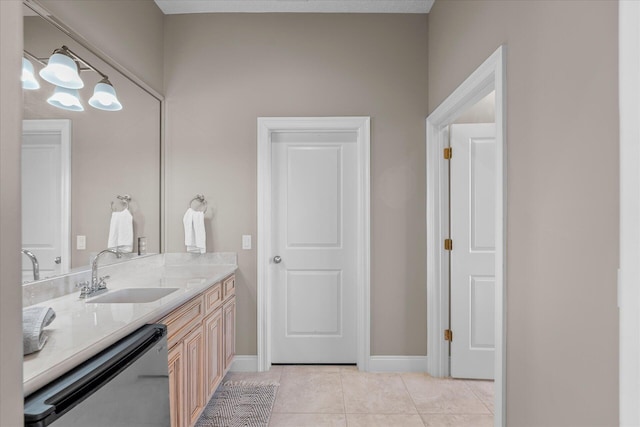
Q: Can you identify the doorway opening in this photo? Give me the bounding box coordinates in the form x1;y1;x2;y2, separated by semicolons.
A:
22;119;71;282
257;117;371;372
426;46;506;427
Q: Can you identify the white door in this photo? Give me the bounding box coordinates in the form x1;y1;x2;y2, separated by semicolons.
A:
22;120;71;282
450;123;496;380
271;131;357;363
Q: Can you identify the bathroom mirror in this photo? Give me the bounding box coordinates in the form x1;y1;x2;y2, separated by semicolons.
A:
21;2;162;282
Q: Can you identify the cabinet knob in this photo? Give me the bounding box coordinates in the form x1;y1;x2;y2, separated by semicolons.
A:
273;256;282;264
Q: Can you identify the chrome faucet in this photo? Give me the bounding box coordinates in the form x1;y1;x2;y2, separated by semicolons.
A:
77;249;121;299
21;249;40;281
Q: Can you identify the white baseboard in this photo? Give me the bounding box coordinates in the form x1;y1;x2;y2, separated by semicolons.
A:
230;355;258;372
368;356;428;372
230;355;428;373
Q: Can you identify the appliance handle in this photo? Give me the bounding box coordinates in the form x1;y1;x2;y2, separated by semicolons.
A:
24;324;167;427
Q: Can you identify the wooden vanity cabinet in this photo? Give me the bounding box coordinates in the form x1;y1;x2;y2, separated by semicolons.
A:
168;342;185;427
161;274;236;427
223;298;236;371
204;309;223;397
184;325;205;426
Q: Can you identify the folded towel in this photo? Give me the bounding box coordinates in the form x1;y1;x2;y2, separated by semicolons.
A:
108;209;133;253
183;208;206;254
23;306;56;355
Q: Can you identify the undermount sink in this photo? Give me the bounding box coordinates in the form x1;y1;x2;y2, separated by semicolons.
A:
88;288;179;304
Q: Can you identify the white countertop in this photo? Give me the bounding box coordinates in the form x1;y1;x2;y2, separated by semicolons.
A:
23;262;237;396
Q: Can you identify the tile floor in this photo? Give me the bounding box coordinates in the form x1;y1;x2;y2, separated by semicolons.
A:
223;365;494;427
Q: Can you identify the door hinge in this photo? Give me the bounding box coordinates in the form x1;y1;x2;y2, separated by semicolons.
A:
443;147;452;159
444;329;453;342
444;238;453;251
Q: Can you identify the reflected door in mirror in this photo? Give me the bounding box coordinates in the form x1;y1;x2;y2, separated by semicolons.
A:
22;119;71;282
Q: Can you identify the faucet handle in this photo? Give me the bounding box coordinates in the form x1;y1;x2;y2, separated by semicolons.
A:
96;275;110;290
76;280;91;298
75;280;90;289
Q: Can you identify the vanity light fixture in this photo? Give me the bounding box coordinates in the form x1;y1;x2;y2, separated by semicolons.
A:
21;58;40;90
47;86;84;112
39;47;84;89
88;78;122;111
23;45;123;112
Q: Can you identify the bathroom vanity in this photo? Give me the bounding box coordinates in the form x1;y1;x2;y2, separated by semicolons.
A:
162;273;236;427
23;254;237;427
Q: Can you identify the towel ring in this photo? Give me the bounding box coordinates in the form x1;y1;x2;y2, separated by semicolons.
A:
111;194;131;212
189;194;208;213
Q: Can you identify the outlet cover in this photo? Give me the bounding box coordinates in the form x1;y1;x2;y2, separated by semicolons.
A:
77;235;86;250
242;235;252;250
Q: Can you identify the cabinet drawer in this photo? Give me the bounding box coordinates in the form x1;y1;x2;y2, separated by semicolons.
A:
162;296;204;348
222;274;235;300
204;282;223;315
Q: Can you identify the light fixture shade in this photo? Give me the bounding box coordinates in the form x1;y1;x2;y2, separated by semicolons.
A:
89;80;123;111
22;58;40;90
39;51;84;89
47;86;84;111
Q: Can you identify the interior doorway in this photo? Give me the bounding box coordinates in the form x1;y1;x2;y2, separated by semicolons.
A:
270;130;358;363
426;46;506;427
257;117;371;372
21;119;71;282
449;121;496;380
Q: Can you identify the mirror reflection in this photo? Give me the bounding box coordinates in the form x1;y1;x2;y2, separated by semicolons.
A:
21;4;161;283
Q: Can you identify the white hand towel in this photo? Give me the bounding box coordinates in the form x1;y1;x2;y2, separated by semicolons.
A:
107;209;133;253
23;306;56;355
183;208;206;254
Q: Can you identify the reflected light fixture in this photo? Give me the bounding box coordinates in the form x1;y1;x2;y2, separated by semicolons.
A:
39;47;84;89
47;86;84;112
89;78;122;111
23;45;123;112
21;58;40;90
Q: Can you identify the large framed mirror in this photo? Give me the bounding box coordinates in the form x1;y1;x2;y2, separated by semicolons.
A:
21;1;162;283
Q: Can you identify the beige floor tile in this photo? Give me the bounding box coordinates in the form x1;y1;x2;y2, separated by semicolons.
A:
420;414;493;427
269;413;347;427
341;372;417;414
223;365;283;383
464;380;494;413
272;372;344;413
280;364;344;374
347;414;425;427
401;374;489;414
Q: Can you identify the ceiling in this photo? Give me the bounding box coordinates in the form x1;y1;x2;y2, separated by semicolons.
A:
154;0;434;14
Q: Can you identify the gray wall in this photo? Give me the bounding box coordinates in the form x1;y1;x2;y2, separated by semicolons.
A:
428;1;619;425
163;13;429;356
1;1;25;425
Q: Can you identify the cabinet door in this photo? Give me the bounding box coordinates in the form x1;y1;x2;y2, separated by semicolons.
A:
168;343;185;427
204;309;223;399
184;325;205;427
223;297;236;371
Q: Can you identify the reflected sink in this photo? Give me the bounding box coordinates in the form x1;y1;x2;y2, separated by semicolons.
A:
88;288;179;304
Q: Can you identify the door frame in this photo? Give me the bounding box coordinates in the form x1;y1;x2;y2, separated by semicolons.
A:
22;119;71;277
256;116;371;372
426;45;506;427
618;1;640;424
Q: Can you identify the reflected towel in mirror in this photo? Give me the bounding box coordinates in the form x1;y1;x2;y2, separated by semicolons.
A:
108;209;133;253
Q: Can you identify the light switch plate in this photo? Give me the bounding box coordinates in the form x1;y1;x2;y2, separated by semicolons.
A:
242;235;252;250
77;235;86;250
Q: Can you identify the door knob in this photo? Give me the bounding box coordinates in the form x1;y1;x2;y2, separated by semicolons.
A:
273;256;282;264
54;256;61;264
